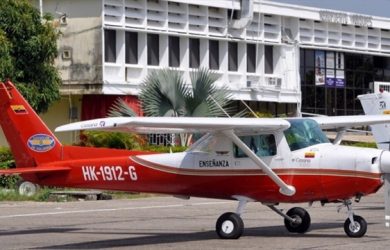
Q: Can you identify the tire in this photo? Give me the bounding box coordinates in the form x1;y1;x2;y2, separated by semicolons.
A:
216;212;244;239
17;181;38;196
284;207;311;233
344;215;367;238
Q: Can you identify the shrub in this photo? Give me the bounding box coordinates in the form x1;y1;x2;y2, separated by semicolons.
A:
77;131;146;150
0;147;19;188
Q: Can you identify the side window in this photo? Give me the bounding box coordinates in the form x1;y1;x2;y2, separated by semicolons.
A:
234;134;277;158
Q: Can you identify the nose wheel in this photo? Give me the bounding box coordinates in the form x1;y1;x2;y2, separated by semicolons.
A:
344;215;367;237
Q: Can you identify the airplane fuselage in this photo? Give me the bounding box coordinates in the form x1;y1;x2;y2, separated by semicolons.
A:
30;143;383;204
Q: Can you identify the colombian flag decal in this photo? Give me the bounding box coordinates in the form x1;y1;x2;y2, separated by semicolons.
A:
11;105;28;114
305;152;315;158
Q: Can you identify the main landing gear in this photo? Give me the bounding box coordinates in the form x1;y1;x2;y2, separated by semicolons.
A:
215;199;312;239
268;205;311;234
215;199;367;239
215;198;247;239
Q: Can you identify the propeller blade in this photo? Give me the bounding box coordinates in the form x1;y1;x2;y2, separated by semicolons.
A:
385;173;390;228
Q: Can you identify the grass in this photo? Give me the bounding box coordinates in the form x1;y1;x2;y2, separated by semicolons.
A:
0;187;52;202
0;187;158;202
341;141;377;148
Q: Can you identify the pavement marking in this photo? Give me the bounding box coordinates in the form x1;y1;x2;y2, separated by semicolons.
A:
0;200;233;219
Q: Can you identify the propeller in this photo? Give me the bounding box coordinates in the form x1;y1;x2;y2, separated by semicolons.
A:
379;151;390;228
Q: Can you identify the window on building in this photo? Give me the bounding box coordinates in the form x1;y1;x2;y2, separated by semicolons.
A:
169;36;180;67
234;134;277;158
189;38;200;68
104;30;116;63
228;42;238;71
304;49;314;68
209;40;219;70
147;34;159;66
125;32;138;64
148;134;173;146
265;45;273;74
247;44;256;73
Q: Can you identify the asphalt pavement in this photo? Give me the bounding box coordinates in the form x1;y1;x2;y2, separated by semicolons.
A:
0;189;389;249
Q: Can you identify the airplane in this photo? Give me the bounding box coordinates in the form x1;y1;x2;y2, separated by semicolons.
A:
1;79;390;239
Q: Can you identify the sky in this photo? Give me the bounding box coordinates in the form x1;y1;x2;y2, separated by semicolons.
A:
271;0;390;18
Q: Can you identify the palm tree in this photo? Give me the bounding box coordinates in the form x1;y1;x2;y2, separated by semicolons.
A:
108;68;239;145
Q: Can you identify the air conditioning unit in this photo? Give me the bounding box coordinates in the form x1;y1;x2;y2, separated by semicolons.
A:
268;77;282;88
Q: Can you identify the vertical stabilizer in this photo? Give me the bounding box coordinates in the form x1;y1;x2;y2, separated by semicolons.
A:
358;92;390;150
0;80;62;166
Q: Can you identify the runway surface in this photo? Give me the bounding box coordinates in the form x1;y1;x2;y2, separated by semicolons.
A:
0;189;389;249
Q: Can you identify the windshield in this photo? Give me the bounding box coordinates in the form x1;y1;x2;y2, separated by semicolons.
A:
284;119;329;151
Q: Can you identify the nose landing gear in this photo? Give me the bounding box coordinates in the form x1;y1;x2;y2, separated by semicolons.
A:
341;200;367;238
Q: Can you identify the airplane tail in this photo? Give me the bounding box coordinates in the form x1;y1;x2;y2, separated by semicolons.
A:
358;91;390;150
0;80;62;167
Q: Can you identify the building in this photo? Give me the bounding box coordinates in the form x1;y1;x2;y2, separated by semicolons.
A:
2;0;390;145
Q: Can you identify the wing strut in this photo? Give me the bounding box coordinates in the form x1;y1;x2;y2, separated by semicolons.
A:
333;127;347;145
223;130;296;196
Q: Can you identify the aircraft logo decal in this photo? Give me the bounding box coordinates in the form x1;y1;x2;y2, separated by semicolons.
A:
11;105;28;114
27;134;56;152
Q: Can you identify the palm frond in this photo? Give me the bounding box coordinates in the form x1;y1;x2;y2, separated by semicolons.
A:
186;68;235;117
140;69;189;117
107;98;137;117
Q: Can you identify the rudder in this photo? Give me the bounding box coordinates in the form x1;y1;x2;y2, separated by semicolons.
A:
0;80;62;167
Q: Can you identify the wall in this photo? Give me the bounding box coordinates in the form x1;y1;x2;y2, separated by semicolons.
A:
35;0;104;94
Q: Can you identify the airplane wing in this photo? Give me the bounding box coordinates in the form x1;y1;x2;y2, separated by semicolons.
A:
55;117;290;135
309;115;390;130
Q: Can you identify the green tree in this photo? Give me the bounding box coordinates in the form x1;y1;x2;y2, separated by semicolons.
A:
108;68;241;146
0;0;61;113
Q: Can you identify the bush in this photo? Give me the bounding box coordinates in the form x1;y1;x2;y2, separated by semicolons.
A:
0;147;19;188
77;131;146;150
77;131;187;153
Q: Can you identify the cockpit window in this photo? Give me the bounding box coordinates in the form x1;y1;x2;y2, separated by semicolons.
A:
284;119;329;151
234;134;277;158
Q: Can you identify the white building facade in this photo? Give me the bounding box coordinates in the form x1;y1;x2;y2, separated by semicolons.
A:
20;0;390;144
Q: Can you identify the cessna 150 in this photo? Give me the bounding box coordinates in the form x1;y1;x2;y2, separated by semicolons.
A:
1;79;390;239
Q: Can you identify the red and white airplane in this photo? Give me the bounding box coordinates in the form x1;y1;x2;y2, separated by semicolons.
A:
1;79;390;239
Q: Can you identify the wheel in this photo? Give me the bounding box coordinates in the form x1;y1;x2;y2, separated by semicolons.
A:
216;212;244;239
17;181;39;196
344;215;367;238
284;207;311;233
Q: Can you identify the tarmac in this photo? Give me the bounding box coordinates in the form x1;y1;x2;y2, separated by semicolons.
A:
0;188;389;249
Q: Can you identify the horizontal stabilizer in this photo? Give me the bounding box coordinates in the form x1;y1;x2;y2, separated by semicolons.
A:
0;166;70;176
310;115;390;129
